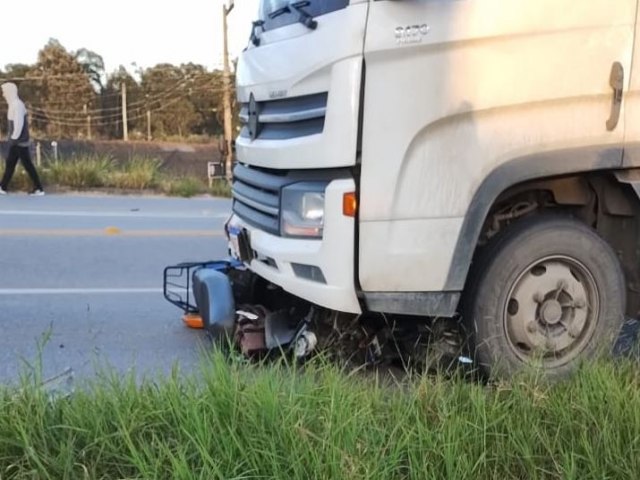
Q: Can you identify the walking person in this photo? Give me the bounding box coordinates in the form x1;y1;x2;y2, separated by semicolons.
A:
0;82;44;196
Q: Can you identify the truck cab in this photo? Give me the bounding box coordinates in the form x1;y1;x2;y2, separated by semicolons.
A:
227;0;640;378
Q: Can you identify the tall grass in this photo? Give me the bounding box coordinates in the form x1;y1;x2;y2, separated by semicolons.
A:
48;154;114;189
209;179;232;198
0;153;232;197
161;178;232;198
106;156;163;190
162;176;207;198
0;168;51;192
1;352;639;479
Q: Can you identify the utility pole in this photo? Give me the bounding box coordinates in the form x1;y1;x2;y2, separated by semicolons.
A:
222;0;235;182
147;109;152;141
84;104;92;140
145;94;152;141
121;82;129;142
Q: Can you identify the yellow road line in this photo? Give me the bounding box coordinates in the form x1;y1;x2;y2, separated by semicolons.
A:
0;228;225;238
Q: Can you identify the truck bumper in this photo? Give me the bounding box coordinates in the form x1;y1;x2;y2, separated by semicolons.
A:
228;179;362;314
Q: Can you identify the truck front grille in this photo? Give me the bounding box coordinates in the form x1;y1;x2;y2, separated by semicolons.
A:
239;92;328;141
232;164;352;237
232;164;288;235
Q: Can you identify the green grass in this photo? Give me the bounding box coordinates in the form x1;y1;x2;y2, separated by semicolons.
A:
1;352;639;479
0;168;52;192
159;175;231;198
209;179;232;198
105;156;163;190
162;176;207;198
0;154;232;198
48;154;114;189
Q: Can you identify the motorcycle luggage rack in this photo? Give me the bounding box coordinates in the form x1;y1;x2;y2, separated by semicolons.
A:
163;260;243;314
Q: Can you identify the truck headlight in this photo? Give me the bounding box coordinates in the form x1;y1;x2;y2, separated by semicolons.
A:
281;182;327;238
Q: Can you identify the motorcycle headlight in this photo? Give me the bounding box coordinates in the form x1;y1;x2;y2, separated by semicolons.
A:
281;182;327;238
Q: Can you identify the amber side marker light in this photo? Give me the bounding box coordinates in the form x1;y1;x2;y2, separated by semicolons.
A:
182;313;204;329
343;192;357;217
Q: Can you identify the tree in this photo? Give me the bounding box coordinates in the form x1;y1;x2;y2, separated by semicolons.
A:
75;48;106;93
0;64;43;134
30;39;96;138
102;66;143;139
182;63;224;136
141;64;201;139
1;39;229;141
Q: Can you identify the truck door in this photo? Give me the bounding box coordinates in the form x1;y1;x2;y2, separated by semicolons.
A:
625;4;640;166
359;0;637;299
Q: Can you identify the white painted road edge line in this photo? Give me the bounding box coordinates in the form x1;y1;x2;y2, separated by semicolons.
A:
0;288;166;295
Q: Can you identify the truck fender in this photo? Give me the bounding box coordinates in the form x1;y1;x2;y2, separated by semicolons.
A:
444;144;623;291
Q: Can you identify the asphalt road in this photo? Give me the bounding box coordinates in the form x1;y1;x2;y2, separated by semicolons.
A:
1;193;638;387
0;193;231;384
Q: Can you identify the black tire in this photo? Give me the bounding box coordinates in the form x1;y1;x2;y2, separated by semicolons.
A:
463;214;626;380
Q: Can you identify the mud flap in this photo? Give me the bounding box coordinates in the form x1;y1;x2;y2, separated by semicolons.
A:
192;269;236;340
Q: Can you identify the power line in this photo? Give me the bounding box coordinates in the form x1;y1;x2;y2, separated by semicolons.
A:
10;74;226;116
1;68;224;83
0;66;232;135
26;86;226;122
27;78;213;115
27;95;220;128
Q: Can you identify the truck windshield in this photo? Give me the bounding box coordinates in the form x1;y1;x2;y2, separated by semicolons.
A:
259;0;349;32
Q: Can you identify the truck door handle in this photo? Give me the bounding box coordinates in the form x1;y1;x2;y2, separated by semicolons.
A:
606;61;624;131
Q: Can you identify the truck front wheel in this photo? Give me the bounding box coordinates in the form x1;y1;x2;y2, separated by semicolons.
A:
464;215;626;379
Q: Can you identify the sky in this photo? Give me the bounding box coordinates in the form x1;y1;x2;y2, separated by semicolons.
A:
0;0;259;74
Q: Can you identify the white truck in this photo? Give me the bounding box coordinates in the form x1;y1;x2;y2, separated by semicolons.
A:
167;0;640;379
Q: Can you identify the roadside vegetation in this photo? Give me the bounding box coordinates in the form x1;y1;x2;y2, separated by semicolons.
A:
0;39;233;142
1;351;639;479
3;153;231;198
